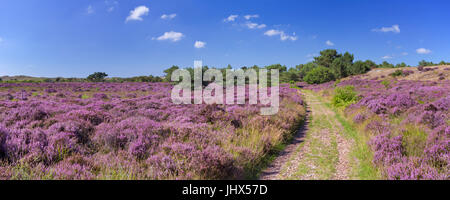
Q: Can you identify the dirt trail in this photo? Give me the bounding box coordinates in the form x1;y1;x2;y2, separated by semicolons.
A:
260;90;353;180
259;103;310;180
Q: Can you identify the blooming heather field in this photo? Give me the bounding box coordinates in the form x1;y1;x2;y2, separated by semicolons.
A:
0;82;305;180
304;68;449;180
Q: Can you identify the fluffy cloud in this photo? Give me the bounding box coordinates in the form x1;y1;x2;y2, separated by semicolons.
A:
416;48;431;54
126;6;149;22
325;40;334;46
245;22;266;29
154;31;184;42
264;29;283;36
224;15;238;22
244;14;259;20
264;29;297;41
382;55;393;59
372;25;400;33
194;41;206;48
161;13;177;20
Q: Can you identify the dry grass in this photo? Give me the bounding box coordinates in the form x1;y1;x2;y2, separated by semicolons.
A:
348;65;450;81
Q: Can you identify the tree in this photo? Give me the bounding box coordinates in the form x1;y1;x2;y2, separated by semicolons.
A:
379;61;394;68
395;62;408;68
265;64;287;73
163;65;180;82
280;68;301;83
314;49;340;68
303;66;335;84
330;53;353;79
297;62;318;79
364;60;377;69
348;61;370;75
437;61;450;65
87;72;108;82
331;58;347;79
418;60;435;67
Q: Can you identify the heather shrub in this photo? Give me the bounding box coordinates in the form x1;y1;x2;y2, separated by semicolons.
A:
332;86;358;107
386;157;443;180
0;126;7;158
0;82;306;179
353;113;366;124
370;132;404;166
310;76;449;179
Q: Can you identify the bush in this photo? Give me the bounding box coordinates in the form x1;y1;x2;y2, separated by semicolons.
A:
332;86;358;107
303;66;335;84
87;72;108;82
390;70;403;77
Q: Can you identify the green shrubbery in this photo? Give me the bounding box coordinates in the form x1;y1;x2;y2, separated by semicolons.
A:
87;72;108;82
304;66;335;84
332;86;358;108
390;70;403;77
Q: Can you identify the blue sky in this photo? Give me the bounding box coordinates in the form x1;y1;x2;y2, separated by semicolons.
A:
0;0;449;77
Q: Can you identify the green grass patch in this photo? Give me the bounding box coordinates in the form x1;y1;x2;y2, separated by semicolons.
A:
400;126;428;157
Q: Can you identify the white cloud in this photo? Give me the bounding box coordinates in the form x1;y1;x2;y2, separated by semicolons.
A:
372;24;400;33
86;5;94;15
401;52;408;56
154;31;184;42
244;14;259;20
224;15;238;22
416;48;431;54
382;55;393;59
194;41;206;48
264;29;283;36
161;13;177;20
245;22;266;29
325;40;334;46
126;6;149;22
264;29;297;41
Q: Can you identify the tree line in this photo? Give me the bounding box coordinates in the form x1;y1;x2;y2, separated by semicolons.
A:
1;49;448;84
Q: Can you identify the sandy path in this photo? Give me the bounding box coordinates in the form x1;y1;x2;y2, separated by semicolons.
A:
260;90;353;180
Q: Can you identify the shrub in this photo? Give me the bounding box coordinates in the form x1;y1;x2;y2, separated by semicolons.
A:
332;86;358;107
390;70;403;77
303;66;335;84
